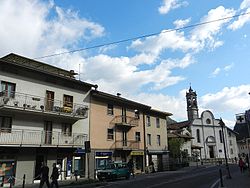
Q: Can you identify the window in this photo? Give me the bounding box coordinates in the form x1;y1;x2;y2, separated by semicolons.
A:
63;95;73;107
0;116;12;132
206;118;211;124
219;130;223;143
147;134;151;145
135;110;140;119
107;129;114;140
229;140;232;146
230;148;233;154
156;118;160;128
196;129;200;143
228;132;231;137
146;116;151;127
62;123;72;136
157;135;161;146
1;81;16;98
135;132;141;141
107;104;114;115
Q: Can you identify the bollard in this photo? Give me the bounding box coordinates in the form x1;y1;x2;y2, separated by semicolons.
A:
219;169;224;187
22;174;25;188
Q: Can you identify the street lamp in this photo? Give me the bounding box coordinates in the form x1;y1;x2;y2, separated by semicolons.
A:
219;118;232;179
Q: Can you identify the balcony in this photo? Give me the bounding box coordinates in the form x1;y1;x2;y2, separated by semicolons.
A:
0;91;88;119
0;128;87;147
111;115;139;129
113;140;140;150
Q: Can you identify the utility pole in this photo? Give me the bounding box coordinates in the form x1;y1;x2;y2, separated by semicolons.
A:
219;118;232;179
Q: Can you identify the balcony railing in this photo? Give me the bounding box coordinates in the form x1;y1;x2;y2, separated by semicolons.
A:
111;115;139;128
0;91;88;118
113;140;140;150
0;128;87;147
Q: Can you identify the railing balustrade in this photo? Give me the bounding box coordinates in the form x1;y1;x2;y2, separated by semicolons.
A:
111;115;139;127
114;140;140;150
0;91;88;118
0;128;87;147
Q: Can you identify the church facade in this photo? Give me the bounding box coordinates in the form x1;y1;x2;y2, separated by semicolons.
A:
186;87;238;160
170;87;238;161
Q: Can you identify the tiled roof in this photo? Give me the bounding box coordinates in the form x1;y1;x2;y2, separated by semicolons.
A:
168;120;192;130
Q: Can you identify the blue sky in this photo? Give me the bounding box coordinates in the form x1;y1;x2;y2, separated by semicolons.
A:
1;0;250;128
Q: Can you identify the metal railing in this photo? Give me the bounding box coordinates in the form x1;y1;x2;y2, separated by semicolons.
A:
0;128;87;147
111;115;139;127
0;91;88;118
113;140;140;150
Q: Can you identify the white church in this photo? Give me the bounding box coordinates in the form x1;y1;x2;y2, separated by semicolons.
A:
170;87;238;161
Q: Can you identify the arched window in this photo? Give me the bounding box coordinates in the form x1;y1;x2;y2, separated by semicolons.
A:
219;130;223;143
196;129;200;143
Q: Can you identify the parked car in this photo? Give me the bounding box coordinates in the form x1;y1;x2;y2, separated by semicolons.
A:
97;161;130;181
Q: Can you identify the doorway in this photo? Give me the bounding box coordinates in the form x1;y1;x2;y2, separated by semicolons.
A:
34;155;44;180
45;90;54;111
208;146;215;158
44;121;52;144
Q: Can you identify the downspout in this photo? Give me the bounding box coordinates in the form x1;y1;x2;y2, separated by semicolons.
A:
143;111;147;172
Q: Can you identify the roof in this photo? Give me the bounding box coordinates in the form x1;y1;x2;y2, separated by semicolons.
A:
149;109;172;117
168;120;192;130
168;132;193;139
91;90;151;110
0;53;96;89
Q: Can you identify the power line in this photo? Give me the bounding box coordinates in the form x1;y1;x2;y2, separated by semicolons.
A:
34;11;250;60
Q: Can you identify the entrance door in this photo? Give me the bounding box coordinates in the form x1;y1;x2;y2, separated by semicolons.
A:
45;90;54;111
34;155;44;180
209;146;214;158
44;121;52;144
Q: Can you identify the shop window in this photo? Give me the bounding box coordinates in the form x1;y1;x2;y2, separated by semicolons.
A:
0;116;12;132
62;123;72;136
107;128;114;140
1;81;16;98
107;104;114;115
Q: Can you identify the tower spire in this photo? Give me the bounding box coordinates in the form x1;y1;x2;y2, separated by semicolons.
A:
186;85;199;120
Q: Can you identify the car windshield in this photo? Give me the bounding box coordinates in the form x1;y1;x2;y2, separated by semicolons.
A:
105;163;116;169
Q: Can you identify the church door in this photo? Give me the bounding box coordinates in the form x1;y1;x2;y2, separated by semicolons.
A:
208;146;214;158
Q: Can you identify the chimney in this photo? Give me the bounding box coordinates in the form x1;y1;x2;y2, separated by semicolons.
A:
117;93;121;97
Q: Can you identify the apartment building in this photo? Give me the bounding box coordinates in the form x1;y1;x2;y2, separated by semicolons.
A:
89;91;151;177
0;54;94;185
145;109;172;172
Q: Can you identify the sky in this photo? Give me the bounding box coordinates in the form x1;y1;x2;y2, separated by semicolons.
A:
1;0;250;128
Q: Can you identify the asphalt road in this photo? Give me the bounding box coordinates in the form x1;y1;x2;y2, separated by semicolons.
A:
98;165;239;188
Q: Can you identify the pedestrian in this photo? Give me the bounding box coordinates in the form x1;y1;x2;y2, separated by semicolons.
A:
239;158;244;173
50;163;59;188
149;161;155;173
127;159;134;178
39;162;50;188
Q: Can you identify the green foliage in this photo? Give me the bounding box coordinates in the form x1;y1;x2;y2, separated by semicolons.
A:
168;138;185;158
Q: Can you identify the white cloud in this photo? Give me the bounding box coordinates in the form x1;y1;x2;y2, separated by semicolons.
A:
240;0;250;10
224;63;234;71
158;0;188;15
210;67;221;77
0;0;105;57
228;8;250;30
173;18;191;28
191;6;235;50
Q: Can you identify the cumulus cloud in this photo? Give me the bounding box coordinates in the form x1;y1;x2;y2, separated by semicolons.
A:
173;18;191;28
210;67;221;77
158;0;188;15
228;8;250;30
240;0;250;10
0;0;105;57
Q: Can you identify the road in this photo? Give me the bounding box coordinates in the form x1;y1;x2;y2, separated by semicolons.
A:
97;165;238;188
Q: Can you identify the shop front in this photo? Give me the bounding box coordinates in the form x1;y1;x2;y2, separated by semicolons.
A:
130;151;144;173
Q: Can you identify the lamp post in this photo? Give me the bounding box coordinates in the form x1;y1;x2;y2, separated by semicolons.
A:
219;118;232;179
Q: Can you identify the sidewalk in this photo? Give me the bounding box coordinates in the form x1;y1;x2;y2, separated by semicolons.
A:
221;170;250;188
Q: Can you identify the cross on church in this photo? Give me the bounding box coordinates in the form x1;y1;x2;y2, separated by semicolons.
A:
237;115;244;123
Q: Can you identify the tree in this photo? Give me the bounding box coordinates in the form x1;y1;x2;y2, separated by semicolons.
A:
168;138;185;159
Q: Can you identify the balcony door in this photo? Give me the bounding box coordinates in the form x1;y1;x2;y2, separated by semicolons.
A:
45;90;54;111
122;131;127;146
122;107;127;123
44;121;52;144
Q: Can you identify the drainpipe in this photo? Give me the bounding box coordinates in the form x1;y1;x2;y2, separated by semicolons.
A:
143;111;147;172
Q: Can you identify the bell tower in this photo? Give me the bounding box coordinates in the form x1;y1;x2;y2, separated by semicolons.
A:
186;86;199;120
